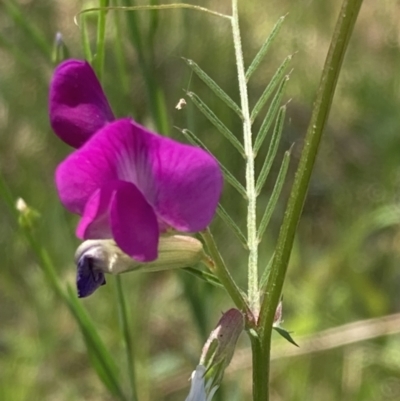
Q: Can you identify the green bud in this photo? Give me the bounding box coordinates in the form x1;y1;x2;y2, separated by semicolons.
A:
51;32;69;64
16;198;40;229
75;234;204;275
199;308;244;388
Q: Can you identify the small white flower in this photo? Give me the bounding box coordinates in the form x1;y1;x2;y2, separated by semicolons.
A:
185;365;218;401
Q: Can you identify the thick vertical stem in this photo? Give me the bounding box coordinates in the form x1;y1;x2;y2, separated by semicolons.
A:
231;0;259;313
254;0;364;400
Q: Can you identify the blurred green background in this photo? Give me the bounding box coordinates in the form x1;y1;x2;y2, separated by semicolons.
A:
1;0;400;400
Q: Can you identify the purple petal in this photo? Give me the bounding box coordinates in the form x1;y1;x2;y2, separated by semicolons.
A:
49;59;114;148
150;128;223;232
76;179;159;261
76;254;106;298
110;181;159;261
56;118;222;242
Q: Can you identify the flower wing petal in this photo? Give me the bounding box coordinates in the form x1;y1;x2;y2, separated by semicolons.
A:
77;180;159;262
49;59;114;148
110;181;159;262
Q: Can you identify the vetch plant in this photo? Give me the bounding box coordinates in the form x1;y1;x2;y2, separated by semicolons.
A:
0;0;366;400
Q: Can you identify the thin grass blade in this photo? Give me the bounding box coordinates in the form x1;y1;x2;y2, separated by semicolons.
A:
177;127;247;198
186;91;245;156
65;286;127;401
251;54;291;123
256;106;286;194
94;0;109;81
3;0;51;60
80;14;93;62
258;149;291;241
254;76;289;155
217;204;248;248
183;58;243;118
246;15;286;82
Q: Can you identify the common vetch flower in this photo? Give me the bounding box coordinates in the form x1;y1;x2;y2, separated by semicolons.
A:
49;59;223;295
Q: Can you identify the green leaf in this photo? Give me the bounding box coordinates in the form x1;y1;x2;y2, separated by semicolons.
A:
217;204;248;248
256;105;287;194
251;55;291;123
258;149;291;241
246;15;286;82
254;75;289;155
273;326;299;347
183;267;223;288
176;127;247;198
183;58;243;118
186;91;245;156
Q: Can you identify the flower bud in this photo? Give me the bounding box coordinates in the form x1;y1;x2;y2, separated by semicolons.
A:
185;309;244;401
74;235;204;297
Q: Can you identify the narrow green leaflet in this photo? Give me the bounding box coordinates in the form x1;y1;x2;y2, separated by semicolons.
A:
183;58;243;118
245;15;286;82
251;54;292;123
258;149;291;241
217;204;248;248
177;127;247;198
273;326;299;347
256;105;286;194
186;91;245;156
254;76;289;155
183;267;223;288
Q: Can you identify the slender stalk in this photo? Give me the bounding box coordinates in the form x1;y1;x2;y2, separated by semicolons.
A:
254;0;364;400
231;0;259;313
115;276;138;401
200;229;253;323
94;0;108;81
77;4;231;21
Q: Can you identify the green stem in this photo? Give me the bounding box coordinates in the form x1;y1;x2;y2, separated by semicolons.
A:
94;0;108;81
201;229;253;323
250;332;270;401
115;276;138;401
231;0;259;313
255;0;364;400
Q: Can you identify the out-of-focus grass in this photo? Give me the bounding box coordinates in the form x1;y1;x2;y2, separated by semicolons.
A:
1;1;400;400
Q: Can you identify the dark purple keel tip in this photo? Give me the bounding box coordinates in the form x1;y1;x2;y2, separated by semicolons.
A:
76;255;106;298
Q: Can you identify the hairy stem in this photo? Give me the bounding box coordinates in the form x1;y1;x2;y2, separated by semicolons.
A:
231;0;259;313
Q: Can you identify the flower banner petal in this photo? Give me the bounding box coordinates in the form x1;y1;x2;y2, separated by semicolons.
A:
149;128;223;232
49;59;114;148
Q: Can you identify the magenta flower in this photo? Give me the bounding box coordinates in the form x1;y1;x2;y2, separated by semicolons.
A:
49;60;223;297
